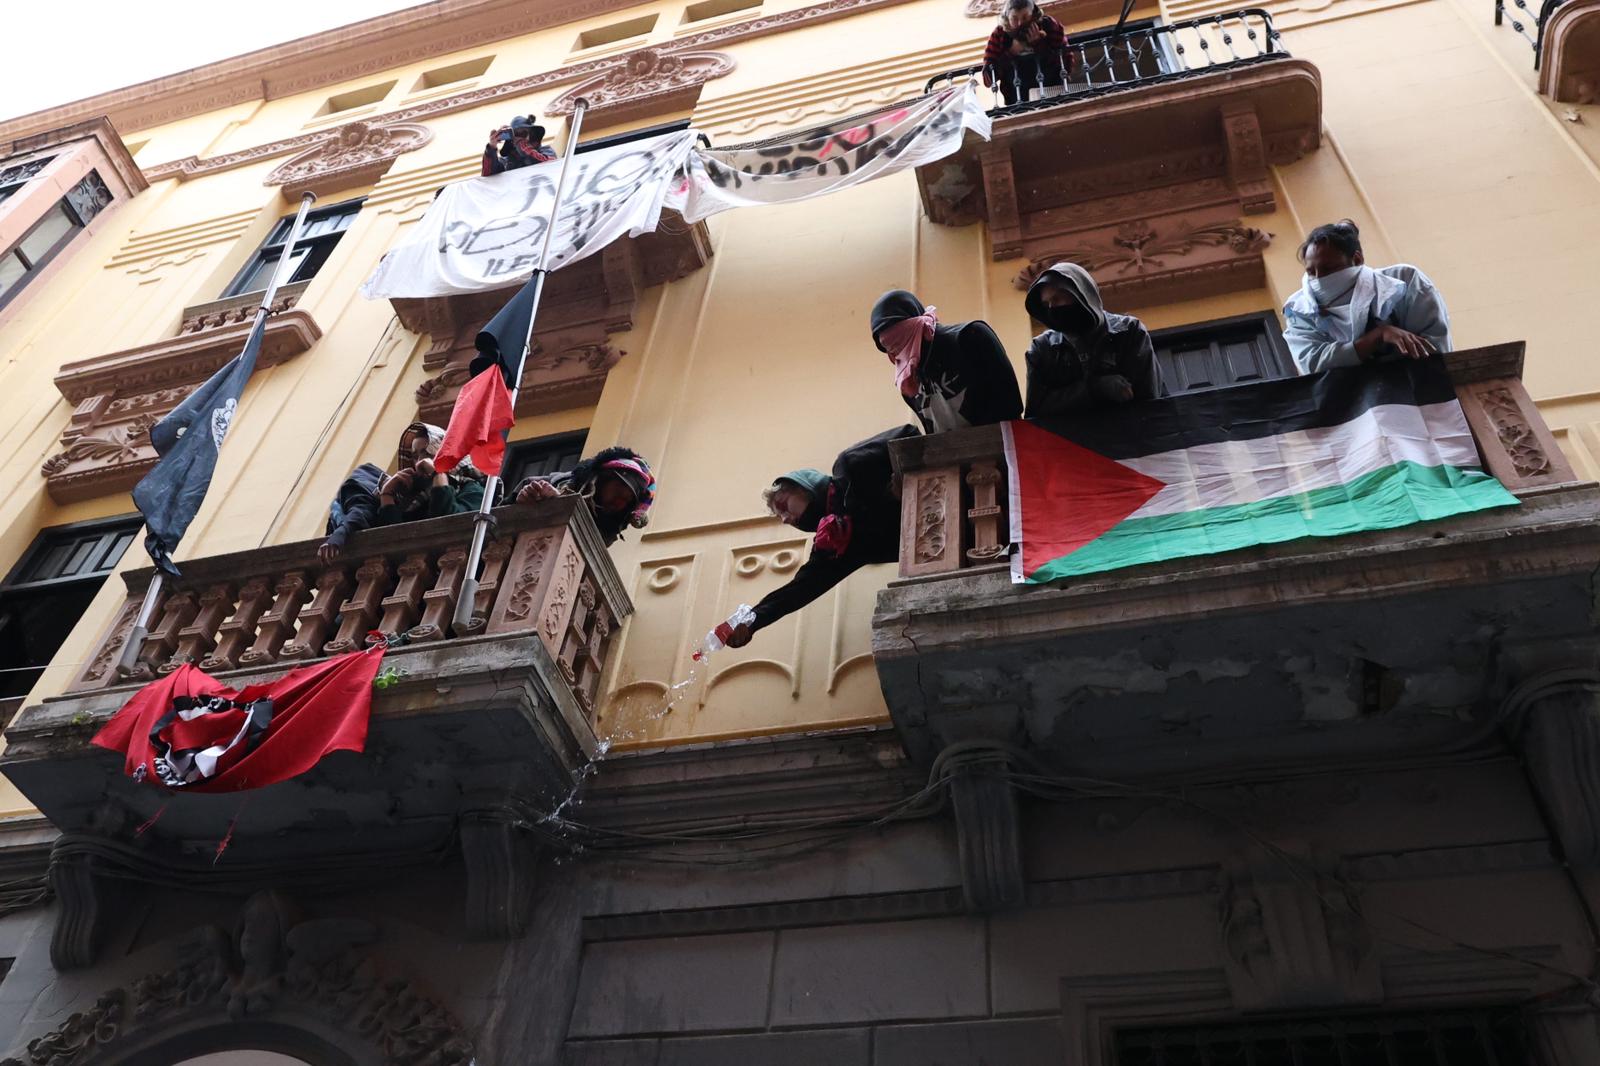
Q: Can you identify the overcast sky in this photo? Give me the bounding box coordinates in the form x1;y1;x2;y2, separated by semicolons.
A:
2;1;426;123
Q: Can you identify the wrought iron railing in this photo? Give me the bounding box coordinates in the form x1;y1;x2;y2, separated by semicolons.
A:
926;9;1285;114
1494;0;1568;68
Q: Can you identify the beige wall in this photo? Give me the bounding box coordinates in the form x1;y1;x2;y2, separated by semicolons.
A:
1;0;1596;794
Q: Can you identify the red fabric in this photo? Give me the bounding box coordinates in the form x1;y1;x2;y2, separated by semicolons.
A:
814;514;853;556
91;649;384;793
983;17;1071;83
436;367;515;477
1007;419;1164;577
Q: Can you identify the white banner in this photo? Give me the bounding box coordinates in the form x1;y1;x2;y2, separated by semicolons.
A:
360;129;699;300
666;83;991;223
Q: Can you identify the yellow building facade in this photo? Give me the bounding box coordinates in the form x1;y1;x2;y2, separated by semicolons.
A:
2;0;1600;1058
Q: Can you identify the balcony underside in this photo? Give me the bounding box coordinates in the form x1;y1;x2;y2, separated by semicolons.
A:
873;483;1600;776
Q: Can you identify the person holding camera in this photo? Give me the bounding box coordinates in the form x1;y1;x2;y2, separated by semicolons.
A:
482;115;556;176
983;0;1070;106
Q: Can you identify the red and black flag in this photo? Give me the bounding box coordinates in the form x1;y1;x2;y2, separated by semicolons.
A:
92;648;384;792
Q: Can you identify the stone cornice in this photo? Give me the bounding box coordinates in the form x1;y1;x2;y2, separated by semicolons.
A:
10;0;918;177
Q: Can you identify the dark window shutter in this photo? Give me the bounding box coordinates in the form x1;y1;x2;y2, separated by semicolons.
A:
1151;311;1296;395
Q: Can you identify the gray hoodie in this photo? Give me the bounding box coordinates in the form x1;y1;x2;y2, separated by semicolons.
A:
1022;261;1161;417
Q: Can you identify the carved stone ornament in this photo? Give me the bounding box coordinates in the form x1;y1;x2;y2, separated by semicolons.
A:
264;121;433;196
1012;219;1273;308
2;890;474;1066
545;49;736;120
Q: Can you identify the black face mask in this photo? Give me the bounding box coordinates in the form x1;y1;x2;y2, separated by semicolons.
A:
1048;303;1095;333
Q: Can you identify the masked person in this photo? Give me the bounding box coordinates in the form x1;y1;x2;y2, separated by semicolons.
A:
724;426;919;648
514;446;655;547
482;115;556;176
983;0;1070;106
870;290;1022;435
1282;219;1452;375
1023;261;1161;417
318;423;489;563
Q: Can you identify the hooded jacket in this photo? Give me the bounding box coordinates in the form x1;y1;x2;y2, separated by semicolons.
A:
374;422;488;527
870;291;1023;435
323;462;385;551
750;425;919;634
1023;262;1162;417
514;445;653;547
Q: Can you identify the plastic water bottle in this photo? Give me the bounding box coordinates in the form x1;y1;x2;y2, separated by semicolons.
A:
694;604;756;661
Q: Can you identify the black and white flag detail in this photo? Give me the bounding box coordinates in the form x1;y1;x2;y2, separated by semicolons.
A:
131;312;267;575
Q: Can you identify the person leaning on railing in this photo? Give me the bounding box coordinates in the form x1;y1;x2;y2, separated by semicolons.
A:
511;447;655;547
1281;219;1453;375
1022;261;1162;417
983;0;1071;106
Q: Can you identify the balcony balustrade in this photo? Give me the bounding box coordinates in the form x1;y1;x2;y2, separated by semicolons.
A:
872;343;1600;909
918;9;1320;308
1;496;630;965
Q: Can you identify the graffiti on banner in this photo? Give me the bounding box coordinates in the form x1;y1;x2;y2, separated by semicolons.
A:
668;82;991;222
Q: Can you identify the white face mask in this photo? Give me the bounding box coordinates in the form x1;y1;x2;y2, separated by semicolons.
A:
1305;265;1362;306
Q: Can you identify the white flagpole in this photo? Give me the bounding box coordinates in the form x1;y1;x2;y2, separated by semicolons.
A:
117;192;319;677
452;99;591;636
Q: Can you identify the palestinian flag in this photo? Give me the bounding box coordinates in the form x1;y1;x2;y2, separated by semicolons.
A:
1003;358;1519;584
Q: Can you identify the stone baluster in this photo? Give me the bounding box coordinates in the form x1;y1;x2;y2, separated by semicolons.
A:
126;590;198;680
159;583;234;674
376;552;435;637
557;580;597;689
410;547;466;643
456;538;513;636
325;558;394;654
200;577;272;671
575;604;615;717
240;571;311;665
280;569;353;660
965;460;1006;564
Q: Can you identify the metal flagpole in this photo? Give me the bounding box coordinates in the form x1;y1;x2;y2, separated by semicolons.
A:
117;191;319;677
453;99;591;636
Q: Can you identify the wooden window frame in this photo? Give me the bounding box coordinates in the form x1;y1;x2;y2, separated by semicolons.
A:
1149;310;1296;395
221;197;365;298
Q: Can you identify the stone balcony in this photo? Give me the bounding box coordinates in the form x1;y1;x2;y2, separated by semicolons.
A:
872;344;1600;908
1;496;630;966
919;8;1320;307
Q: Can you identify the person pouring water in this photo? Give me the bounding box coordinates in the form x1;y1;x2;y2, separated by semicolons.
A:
1282;219;1452;374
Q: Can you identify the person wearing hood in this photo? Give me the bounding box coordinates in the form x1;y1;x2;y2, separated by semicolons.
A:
724;425;919;648
983;0;1070;106
870;290;1022;435
513;446;655;547
482;115;556;176
1023;261;1161;417
317;422;489;563
1282;219;1451;375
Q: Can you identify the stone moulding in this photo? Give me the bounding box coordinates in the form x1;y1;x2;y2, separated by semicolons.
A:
41;308;321;503
546;49;737;123
1010;219;1273;307
1538;0;1600;103
264;121;433;198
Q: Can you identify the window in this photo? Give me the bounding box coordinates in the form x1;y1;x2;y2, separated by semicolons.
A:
504;430;588;487
0;516;139;700
223;198;363;298
1150;311;1296;395
682;0;760;23
0;155;55;204
412;56;494;92
1069;18;1175;87
315;81;397;118
574;13;658;50
1114;1007;1531;1065
0;170;113;310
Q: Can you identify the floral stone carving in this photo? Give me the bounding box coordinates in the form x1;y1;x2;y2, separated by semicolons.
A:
264;121;433;196
1;890;474;1066
546;49;736;121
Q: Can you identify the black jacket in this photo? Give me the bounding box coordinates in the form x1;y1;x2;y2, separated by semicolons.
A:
750;425;918;633
870;291;1023;434
1022;262;1162;417
323;463;384;551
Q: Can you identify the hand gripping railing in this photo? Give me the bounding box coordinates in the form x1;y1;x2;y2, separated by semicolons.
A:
926;8;1285;113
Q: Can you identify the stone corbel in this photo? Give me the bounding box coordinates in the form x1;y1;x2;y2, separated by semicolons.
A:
49;846;113;970
1221;102;1275;215
935;741;1026;911
978;143;1024;260
461;815;539;938
1218;845;1382;1010
1513;673;1600;868
1538;0;1600;104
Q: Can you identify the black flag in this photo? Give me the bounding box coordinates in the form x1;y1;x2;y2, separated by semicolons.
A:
131;316;267;576
470;274;541;388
